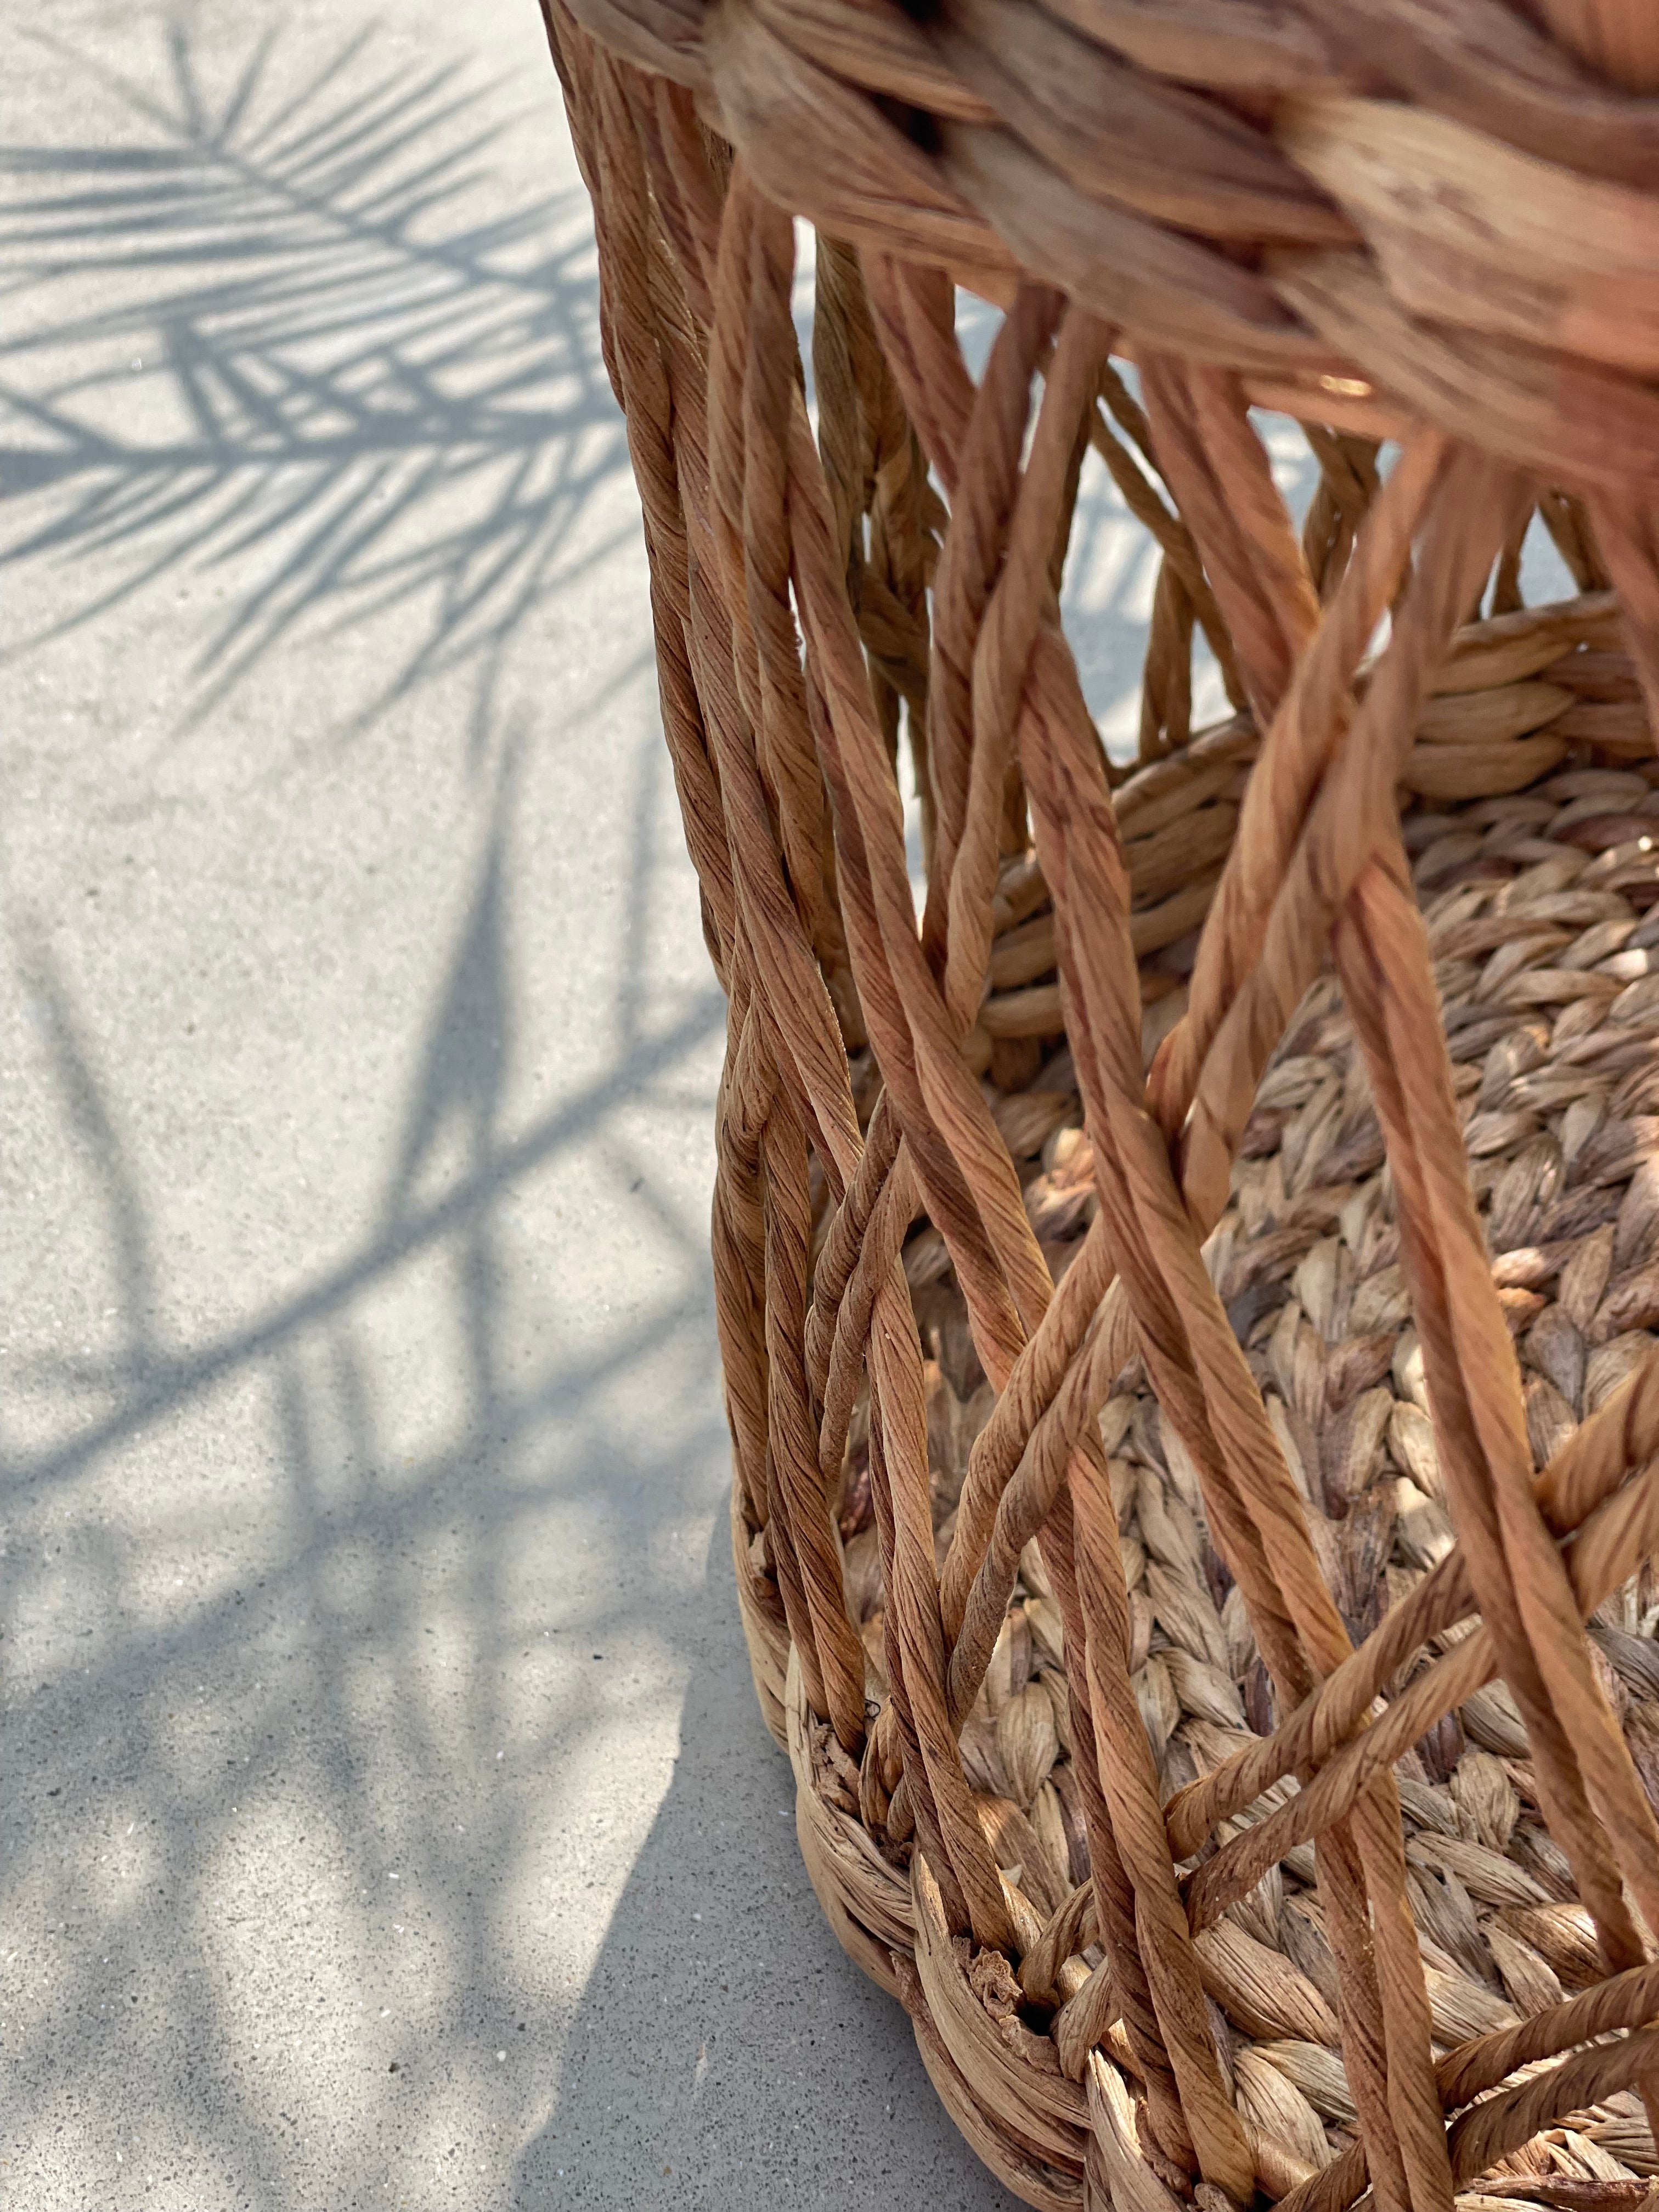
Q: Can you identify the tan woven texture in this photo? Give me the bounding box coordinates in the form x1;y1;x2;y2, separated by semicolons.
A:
537;7;1659;2207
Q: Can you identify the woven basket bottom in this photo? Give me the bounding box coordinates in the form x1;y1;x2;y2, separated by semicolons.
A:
735;749;1659;2212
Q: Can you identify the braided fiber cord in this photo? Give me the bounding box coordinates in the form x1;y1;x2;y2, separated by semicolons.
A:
538;1;1659;2204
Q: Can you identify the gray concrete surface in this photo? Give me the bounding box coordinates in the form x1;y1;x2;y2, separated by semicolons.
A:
0;9;1020;2205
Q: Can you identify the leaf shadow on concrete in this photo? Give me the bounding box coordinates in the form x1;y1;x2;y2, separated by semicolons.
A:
2;685;1012;2210
1;16;637;743
2;27;1025;2201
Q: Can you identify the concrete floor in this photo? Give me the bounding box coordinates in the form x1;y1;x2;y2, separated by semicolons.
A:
0;8;1019;2205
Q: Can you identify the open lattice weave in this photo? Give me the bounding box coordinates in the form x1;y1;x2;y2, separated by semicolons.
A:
539;6;1659;2208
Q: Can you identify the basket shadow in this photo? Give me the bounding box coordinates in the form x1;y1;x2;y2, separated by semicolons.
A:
512;1529;1025;2212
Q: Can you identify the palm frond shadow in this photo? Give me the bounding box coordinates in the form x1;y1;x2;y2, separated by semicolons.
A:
0;725;741;2197
1;19;630;735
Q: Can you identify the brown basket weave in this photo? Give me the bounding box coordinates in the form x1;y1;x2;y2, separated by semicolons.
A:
538;8;1659;2208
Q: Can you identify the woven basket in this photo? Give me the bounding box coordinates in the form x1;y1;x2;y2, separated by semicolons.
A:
538;9;1659;2208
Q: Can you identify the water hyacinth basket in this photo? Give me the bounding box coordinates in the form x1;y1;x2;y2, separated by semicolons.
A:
535;4;1659;2206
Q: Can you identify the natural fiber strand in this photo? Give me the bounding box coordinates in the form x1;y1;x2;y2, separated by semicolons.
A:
535;3;1659;2203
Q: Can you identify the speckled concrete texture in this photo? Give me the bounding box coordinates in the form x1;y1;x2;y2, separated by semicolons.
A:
0;8;1018;2205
